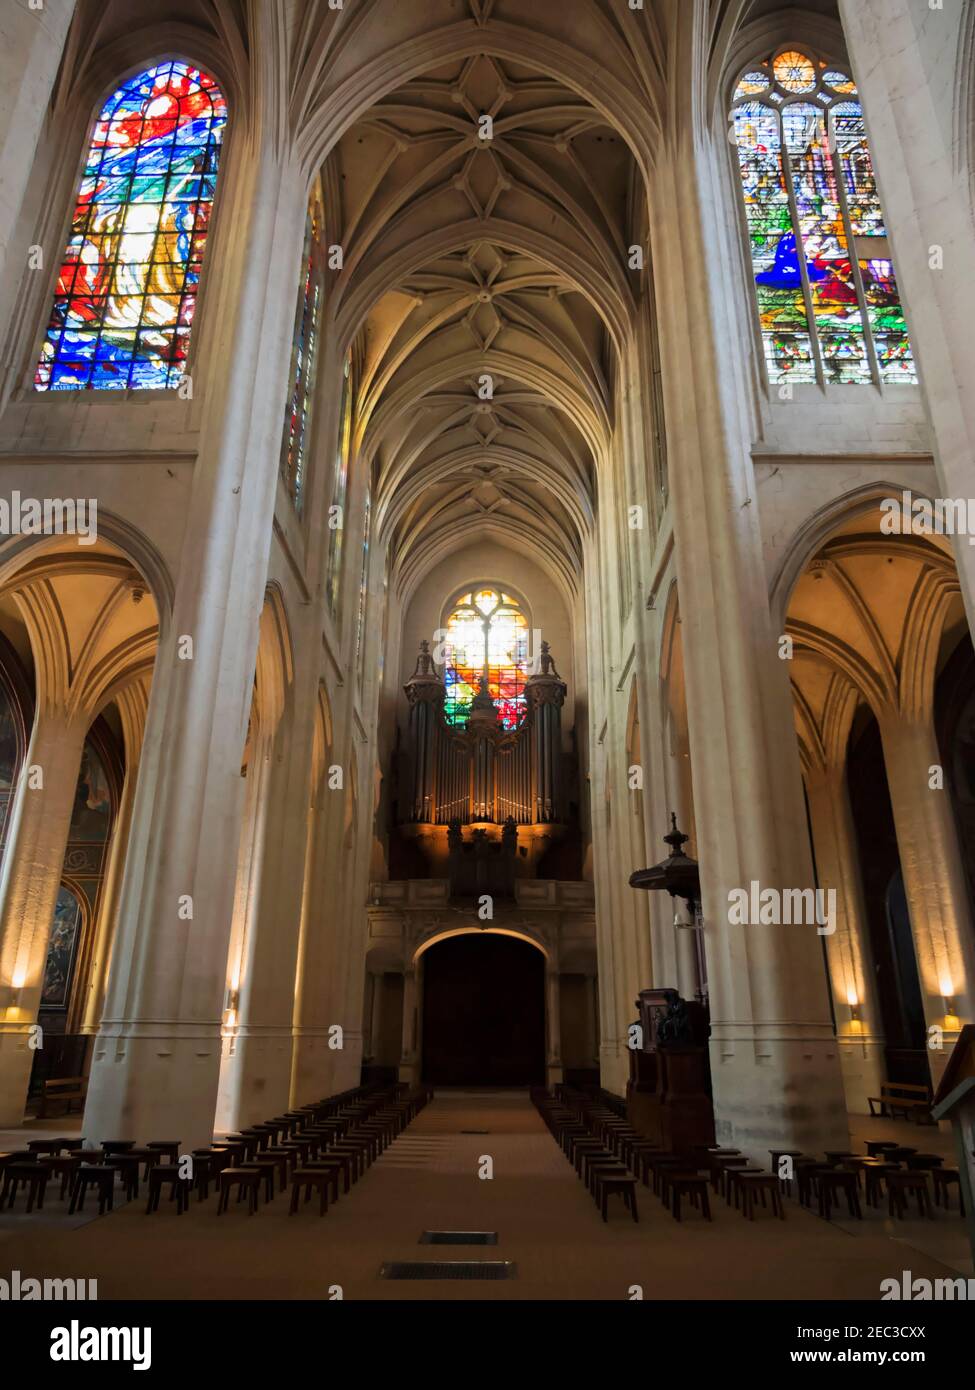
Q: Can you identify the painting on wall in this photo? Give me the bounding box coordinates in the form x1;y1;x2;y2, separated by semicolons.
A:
40;886;84;1011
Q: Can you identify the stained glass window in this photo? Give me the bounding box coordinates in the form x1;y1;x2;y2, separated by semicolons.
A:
281;181;325;511
35;62;227;392
443;588;530;731
327;352;353;614
732;50;916;387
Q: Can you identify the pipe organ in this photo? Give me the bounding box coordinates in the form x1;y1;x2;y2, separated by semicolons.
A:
401;639;568;830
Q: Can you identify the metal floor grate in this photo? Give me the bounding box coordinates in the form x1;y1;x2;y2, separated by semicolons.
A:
380;1261;515;1281
420;1230;498;1245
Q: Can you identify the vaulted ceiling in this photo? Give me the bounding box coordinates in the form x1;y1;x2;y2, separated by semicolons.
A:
328;51;642;600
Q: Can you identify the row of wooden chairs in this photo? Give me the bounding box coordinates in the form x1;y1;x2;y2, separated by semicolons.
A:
0;1082;431;1218
777;1143;964;1221
533;1088;641;1223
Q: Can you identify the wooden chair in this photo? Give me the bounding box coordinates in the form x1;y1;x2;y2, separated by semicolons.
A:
69;1164;117;1215
817;1167;862;1220
37;1153;80;1199
237;1160;277;1203
886;1170;934;1219
669;1172;712;1222
932;1168;964;1212
146;1140;181;1164
864;1161;902;1208
738;1171;784;1220
145;1166;191;1214
289;1168;331;1216
2;1161;50;1212
597;1170;639;1222
217;1167;262;1214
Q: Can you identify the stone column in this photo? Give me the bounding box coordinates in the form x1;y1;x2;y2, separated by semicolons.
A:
879;713;975;1082
839;0;975;630
80;683;147;1037
398;967;417;1084
805;765;886;1112
0;708;87;1122
290;773;341;1105
0;0;75;330
216;624;316;1131
83;116;309;1148
545;962;563;1085
646;79;848;1153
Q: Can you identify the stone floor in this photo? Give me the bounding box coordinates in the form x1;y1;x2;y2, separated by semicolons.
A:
1;1091;970;1300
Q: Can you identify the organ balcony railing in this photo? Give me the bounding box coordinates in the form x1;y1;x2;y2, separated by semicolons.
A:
400;638;568;829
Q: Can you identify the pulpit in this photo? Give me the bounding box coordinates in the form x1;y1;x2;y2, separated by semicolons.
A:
626;987;715;1150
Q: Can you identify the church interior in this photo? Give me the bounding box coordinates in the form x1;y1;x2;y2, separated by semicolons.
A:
1;0;975;1312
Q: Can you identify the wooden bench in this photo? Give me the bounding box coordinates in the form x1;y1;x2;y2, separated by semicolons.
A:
36;1076;86;1119
868;1082;933;1123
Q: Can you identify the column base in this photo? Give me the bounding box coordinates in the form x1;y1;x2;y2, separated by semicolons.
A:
0;1023;35;1128
711;1032;849;1159
836;1032;887;1115
598;1041;628;1097
83;1024;223;1152
215;1026;295;1132
545;1062;564;1087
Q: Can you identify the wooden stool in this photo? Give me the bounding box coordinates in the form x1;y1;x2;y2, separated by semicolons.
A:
817;1168;862;1220
189;1151;220;1201
864;1161;901;1207
865;1140;901;1157
101;1140;137;1156
932;1168;964;1212
290;1168;332;1215
904;1153;944;1171
301;1163;341;1204
728;1167;765;1208
303;1154;351;1195
738;1172;784;1220
36;1154;80;1200
597;1171;639;1222
26;1139;62;1156
145;1165;191;1214
217;1167;261;1214
886;1170;933;1219
2;1162;49;1211
669;1172;712;1222
146;1141;181;1164
69;1164;117;1215
238;1160;277;1203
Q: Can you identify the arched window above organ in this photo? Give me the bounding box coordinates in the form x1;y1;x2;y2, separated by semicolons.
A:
731;49;916;389
35;62;228;392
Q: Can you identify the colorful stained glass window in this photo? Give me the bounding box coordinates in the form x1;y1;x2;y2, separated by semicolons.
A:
732;50;916;387
281;181;325;511
35;62;227;392
442;588;530;731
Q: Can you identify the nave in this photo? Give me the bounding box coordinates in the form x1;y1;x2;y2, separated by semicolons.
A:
1;1090;963;1302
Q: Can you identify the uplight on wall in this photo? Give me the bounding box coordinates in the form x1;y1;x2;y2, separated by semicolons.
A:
223;987;240;1032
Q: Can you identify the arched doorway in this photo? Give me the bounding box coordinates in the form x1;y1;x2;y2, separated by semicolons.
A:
420;933;545;1086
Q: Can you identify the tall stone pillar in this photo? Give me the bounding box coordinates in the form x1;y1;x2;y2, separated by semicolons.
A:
0;0;75;335
80;682;147;1037
879;714;975;1082
0;709;87;1121
216;610;315;1132
398;967;417;1084
839;0;975;630
83;111;309;1148
646;67;848;1152
805;765;886;1112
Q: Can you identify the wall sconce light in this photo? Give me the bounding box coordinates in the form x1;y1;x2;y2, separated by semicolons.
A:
849;1003;861;1023
2;985;21;1009
943;996;960;1027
